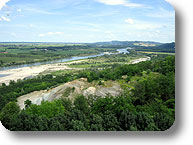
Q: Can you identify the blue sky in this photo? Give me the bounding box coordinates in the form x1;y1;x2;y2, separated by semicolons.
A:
0;0;175;43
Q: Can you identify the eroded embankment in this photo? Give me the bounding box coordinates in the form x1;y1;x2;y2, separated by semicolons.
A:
17;78;122;109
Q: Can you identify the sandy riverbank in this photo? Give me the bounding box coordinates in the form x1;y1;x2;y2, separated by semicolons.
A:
0;57;150;85
131;57;151;64
0;60;85;85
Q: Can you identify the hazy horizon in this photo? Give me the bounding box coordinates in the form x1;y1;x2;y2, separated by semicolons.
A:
0;40;175;43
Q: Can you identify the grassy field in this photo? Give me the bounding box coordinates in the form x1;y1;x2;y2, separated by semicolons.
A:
46;52;146;77
66;53;145;69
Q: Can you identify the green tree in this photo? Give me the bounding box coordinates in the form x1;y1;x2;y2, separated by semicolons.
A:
154;112;174;131
135;112;157;131
25;100;65;119
119;109;137;131
61;98;72;112
24;99;32;108
74;95;89;114
0;102;20;129
89;114;104;131
71;120;86;131
102;111;120;131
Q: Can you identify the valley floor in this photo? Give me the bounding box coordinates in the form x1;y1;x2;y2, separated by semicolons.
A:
0;55;150;85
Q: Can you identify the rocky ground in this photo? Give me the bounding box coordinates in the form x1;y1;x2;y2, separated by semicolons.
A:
17;78;122;109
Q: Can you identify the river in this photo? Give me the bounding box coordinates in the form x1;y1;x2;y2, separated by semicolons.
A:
0;48;130;82
0;48;130;72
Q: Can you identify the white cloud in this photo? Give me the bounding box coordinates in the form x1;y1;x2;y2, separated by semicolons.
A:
96;0;143;7
0;0;10;10
0;0;11;23
17;9;22;12
38;32;64;37
38;34;45;37
47;32;54;35
0;16;10;22
125;18;134;24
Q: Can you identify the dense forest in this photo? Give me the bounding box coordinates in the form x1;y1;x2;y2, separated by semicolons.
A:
0;56;175;131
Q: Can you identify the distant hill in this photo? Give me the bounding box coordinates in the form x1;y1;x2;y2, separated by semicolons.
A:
134;42;175;53
92;41;162;47
155;42;175;49
93;41;132;46
89;41;175;53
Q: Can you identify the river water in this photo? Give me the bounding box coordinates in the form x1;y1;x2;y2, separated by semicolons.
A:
0;48;130;73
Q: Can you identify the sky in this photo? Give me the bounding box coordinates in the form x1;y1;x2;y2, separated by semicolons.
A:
0;0;175;43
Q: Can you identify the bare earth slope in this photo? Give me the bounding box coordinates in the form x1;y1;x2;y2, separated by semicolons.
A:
17;78;122;109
